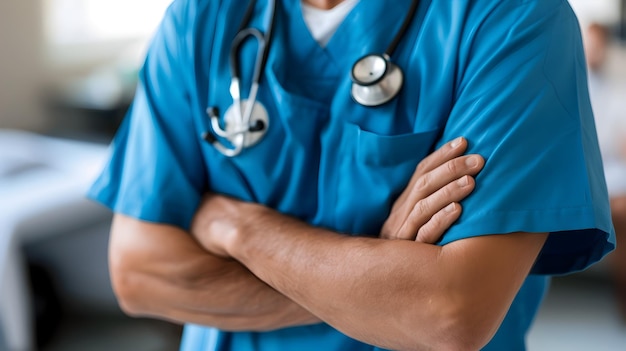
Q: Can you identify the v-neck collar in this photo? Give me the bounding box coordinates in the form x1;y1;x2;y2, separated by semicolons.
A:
300;0;360;47
262;0;425;102
282;0;412;66
289;0;416;68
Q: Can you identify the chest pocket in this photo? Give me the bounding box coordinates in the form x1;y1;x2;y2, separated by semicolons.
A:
333;122;441;235
351;123;440;167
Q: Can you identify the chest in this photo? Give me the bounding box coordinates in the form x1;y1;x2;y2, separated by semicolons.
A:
190;0;461;232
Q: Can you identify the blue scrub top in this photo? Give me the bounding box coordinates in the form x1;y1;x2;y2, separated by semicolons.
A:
89;0;615;350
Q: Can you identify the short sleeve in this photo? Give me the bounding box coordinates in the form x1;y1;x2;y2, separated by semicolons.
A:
438;0;615;274
87;0;207;230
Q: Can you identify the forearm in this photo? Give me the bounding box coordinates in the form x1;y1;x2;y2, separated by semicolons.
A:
227;211;449;349
110;214;319;331
183;137;482;336
221;205;545;351
188;140;520;349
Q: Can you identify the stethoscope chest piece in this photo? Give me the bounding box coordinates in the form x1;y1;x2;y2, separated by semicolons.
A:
223;99;269;148
350;54;404;107
204;0;420;156
205;99;269;157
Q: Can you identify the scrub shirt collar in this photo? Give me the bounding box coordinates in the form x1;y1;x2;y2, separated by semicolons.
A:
282;0;416;69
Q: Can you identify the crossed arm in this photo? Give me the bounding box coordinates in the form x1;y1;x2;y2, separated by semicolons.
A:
109;138;547;350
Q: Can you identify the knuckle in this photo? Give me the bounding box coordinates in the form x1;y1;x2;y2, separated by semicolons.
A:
430;211;445;227
416;198;431;216
415;159;429;174
441;183;456;198
446;159;459;175
414;175;430;193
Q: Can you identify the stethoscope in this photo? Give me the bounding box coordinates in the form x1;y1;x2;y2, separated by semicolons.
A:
204;0;420;157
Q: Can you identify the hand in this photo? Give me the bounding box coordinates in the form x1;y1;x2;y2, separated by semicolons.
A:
381;137;485;243
191;193;253;258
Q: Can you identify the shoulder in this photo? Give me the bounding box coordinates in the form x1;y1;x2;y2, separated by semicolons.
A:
461;0;576;29
153;0;226;60
464;0;572;15
425;0;579;50
455;0;582;63
163;0;226;33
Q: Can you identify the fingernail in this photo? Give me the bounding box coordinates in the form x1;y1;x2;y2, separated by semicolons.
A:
457;176;469;187
451;137;463;148
444;203;456;213
466;156;479;167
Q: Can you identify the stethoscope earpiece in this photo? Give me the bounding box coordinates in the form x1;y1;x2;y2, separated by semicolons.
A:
350;54;404;107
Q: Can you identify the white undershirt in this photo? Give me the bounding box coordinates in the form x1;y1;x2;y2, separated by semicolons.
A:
301;0;360;47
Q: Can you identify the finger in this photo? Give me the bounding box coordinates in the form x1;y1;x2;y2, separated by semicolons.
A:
395;137;468;208
407;154;484;203
391;154;483;234
415;202;462;244
383;138;481;240
415;136;468;174
394;175;475;240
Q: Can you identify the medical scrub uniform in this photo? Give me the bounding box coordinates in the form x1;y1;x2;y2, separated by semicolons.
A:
89;0;616;350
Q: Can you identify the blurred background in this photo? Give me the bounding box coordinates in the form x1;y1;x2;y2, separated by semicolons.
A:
1;0;626;350
0;1;181;351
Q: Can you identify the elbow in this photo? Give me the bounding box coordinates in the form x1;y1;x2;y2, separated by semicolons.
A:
424;300;500;351
396;296;498;351
431;317;495;351
111;273;144;317
109;254;148;317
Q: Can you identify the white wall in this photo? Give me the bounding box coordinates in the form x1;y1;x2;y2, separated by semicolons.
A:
0;0;46;131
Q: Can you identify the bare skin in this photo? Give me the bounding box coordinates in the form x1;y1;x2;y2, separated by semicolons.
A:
303;0;347;10
110;216;319;331
380;137;479;242
193;195;546;350
110;137;484;334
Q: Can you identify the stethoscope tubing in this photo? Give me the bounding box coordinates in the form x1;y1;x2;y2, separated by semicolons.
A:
229;0;274;142
228;0;276;87
384;0;420;57
206;0;420;156
206;0;276;155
